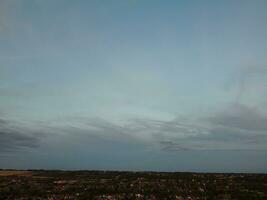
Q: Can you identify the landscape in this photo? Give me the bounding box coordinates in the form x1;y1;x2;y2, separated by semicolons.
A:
0;170;266;200
1;0;267;199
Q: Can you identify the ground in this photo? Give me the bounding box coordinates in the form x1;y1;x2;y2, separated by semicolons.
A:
0;170;266;200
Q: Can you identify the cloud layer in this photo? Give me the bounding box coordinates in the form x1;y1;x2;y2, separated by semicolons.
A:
0;118;42;152
1;102;267;154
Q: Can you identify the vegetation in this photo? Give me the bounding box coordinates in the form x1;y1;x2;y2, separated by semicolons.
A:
0;170;266;200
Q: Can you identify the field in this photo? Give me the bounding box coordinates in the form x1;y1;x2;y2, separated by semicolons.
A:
0;170;266;200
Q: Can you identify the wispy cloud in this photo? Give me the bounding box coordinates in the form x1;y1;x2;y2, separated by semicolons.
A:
46;104;267;152
158;103;267;151
231;63;267;104
210;103;267;131
1;101;267;153
0;118;43;152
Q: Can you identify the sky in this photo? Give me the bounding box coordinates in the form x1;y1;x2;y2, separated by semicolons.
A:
0;0;267;172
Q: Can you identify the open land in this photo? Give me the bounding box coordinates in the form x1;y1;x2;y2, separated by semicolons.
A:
0;170;266;200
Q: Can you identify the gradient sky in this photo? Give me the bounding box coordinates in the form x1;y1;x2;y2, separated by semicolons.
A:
1;0;267;172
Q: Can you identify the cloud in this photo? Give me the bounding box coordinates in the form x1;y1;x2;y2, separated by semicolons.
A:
231;63;267;104
1;102;266;153
157;103;267;151
0;118;42;152
159;141;193;151
56;105;267;151
210;103;267;131
0;119;7;125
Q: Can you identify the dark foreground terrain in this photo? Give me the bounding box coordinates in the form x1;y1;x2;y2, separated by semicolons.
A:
0;170;266;200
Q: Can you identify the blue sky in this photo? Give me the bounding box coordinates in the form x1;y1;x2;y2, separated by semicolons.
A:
0;0;267;172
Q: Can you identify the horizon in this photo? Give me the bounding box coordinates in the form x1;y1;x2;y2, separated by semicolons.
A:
1;168;267;175
1;0;267;172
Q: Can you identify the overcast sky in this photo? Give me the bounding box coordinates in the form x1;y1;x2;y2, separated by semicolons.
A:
1;0;267;172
